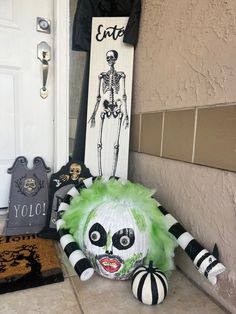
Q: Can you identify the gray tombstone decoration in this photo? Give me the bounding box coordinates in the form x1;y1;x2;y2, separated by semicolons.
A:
39;160;92;240
5;156;51;236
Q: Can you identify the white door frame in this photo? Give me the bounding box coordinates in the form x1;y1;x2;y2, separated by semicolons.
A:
54;0;70;171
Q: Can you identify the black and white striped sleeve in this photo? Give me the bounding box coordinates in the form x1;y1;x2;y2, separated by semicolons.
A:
56;177;96;281
157;204;225;285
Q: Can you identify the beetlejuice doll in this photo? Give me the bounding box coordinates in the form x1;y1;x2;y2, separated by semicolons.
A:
61;178;176;280
57;177;225;305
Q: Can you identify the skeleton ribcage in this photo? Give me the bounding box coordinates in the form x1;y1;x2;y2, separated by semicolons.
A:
102;71;121;95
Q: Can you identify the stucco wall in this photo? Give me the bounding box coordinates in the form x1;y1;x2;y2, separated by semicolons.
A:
133;0;236;113
129;1;236;312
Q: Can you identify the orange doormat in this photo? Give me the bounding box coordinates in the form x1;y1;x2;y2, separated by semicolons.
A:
0;234;64;293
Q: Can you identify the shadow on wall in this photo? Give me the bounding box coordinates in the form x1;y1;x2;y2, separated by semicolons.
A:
69;0;87;160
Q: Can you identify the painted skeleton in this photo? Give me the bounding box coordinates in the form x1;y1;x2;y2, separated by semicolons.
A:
88;50;129;176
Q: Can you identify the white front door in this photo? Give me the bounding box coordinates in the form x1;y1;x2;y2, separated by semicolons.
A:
0;0;57;208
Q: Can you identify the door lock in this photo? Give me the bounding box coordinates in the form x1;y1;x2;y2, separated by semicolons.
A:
37;41;51;99
37;17;51;34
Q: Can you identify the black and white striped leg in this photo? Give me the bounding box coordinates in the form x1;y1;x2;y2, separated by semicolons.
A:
157;204;225;285
56;178;96;281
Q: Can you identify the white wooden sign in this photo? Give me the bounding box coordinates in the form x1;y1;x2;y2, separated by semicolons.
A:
85;17;134;178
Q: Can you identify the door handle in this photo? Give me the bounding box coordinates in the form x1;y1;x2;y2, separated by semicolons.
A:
37;41;51;99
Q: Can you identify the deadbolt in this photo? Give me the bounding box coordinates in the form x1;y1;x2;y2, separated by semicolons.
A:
37;17;51;34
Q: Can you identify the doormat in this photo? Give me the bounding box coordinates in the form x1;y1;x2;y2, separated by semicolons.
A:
0;234;64;294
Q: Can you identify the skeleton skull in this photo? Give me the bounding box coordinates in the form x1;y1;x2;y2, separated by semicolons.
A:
24;178;36;193
106;50;118;66
70;163;81;181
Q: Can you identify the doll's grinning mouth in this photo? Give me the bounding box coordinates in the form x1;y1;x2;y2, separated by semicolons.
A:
98;255;122;273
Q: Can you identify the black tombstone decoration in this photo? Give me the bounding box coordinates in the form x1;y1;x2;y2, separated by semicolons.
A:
39;160;92;240
6;156;51;236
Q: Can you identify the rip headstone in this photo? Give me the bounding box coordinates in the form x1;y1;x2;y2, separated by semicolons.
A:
6;156;50;236
39;160;92;240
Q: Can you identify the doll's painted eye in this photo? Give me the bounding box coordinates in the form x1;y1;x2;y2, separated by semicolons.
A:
91;231;100;241
120;235;130;247
112;228;135;250
89;223;107;247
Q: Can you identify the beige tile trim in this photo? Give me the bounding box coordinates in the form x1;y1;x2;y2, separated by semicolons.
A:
160;111;165;157
130;114;141;152
140;112;163;156
138;114;142;152
191;108;198;163
194;105;236;172
131;104;236;173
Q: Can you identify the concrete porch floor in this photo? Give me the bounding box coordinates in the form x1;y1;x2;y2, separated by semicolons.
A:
0;244;228;314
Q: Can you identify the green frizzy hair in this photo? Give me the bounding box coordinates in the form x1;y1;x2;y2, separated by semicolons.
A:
62;178;177;273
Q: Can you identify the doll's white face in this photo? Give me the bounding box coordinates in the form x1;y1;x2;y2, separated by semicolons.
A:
82;202;148;280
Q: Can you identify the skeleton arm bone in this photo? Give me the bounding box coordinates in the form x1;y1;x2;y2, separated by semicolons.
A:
59;174;69;182
120;72;129;129
88;74;103;128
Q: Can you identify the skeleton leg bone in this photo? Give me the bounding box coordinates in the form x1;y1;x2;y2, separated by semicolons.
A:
112;112;123;176
97;112;105;176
